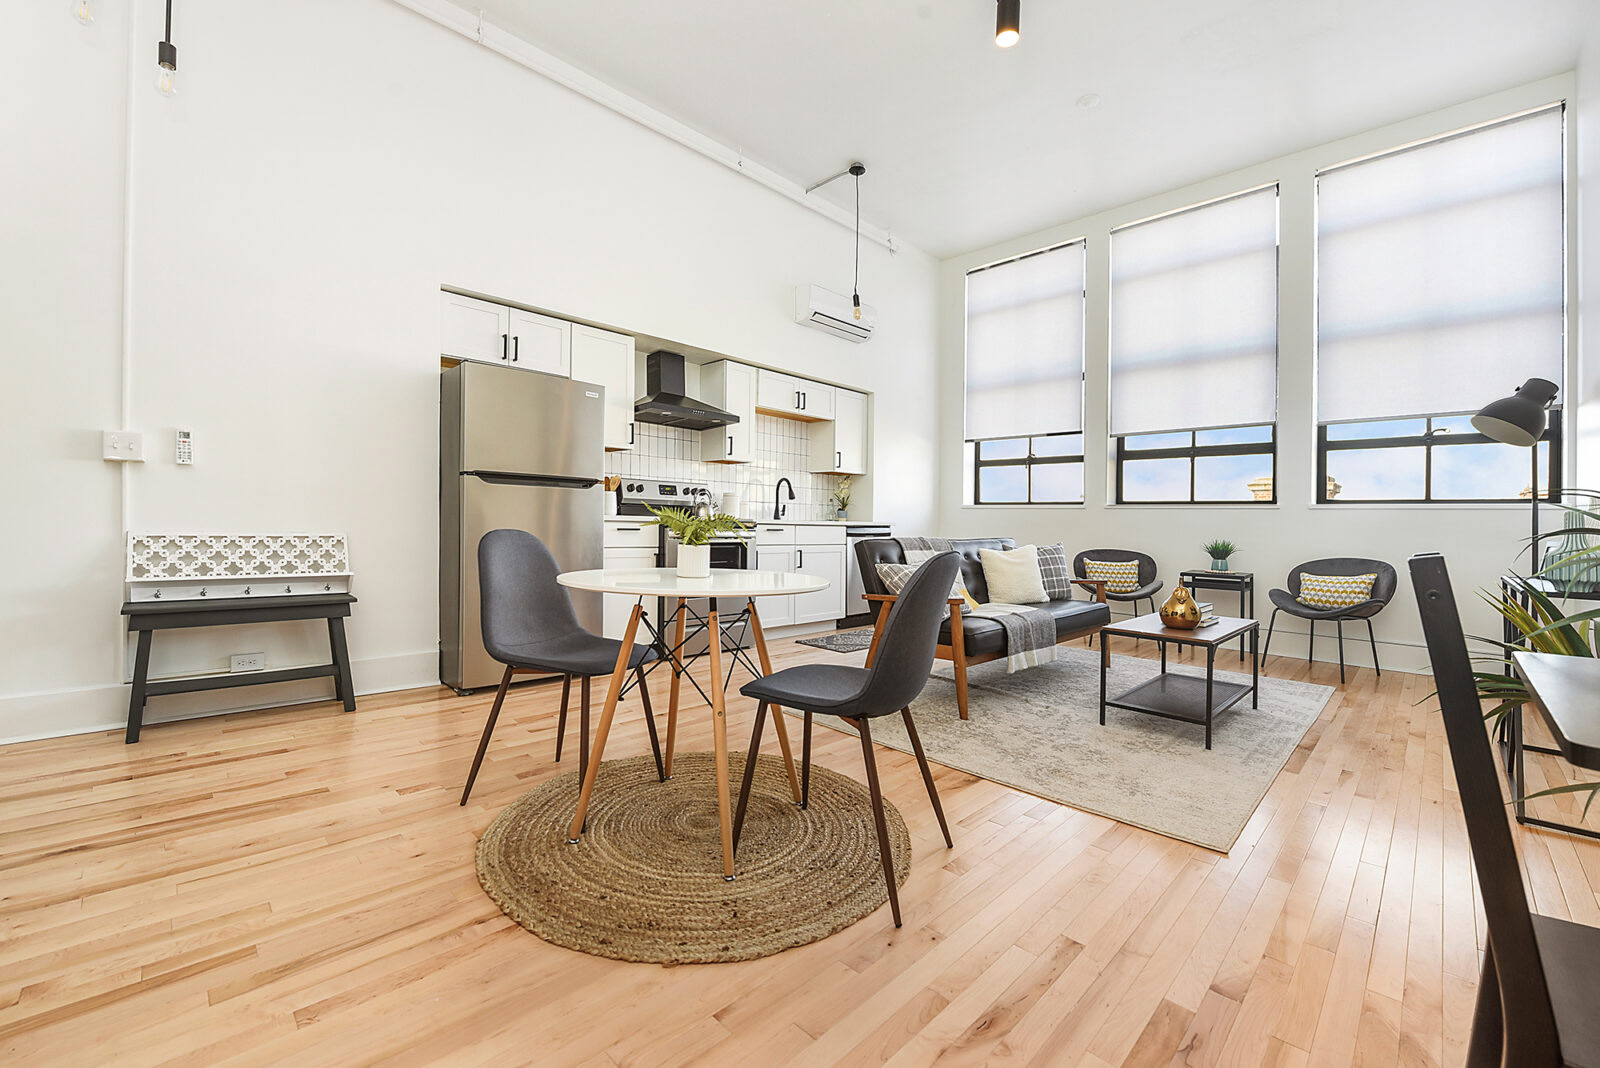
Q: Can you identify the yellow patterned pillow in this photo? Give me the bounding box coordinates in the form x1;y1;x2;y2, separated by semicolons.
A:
1297;573;1376;609
1083;558;1141;594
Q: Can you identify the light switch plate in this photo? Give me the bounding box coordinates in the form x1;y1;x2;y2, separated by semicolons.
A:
102;431;145;462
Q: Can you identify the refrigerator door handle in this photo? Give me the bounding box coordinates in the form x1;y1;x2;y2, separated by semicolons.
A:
464;471;601;490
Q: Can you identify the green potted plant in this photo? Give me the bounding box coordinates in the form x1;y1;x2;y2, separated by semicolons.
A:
645;504;746;578
1202;538;1239;572
831;476;853;521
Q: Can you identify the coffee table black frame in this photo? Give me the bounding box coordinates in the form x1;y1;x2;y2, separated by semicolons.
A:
1099;614;1260;750
1179;570;1254;661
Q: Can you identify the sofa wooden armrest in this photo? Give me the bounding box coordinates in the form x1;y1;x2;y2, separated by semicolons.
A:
1072;578;1109;603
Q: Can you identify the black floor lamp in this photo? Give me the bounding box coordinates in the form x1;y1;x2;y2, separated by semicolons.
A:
1472;377;1560;569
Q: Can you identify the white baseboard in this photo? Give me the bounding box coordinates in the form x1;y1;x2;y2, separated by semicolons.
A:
0;650;439;747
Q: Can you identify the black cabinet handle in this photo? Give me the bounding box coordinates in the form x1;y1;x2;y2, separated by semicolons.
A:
727;435;734;456
794;390;801;409
801;391;807;410
501;333;509;361
511;336;519;362
836;450;842;468
797;549;803;568
628;422;634;445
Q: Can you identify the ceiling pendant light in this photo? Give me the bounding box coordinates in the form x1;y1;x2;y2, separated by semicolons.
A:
850;162;866;320
73;0;94;27
995;0;1020;47
156;0;178;96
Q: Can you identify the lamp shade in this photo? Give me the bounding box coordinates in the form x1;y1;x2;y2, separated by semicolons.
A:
1471;378;1559;447
995;0;1020;46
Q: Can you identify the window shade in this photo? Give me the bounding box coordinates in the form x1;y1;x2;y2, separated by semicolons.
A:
1317;107;1565;424
1108;186;1279;437
964;242;1085;441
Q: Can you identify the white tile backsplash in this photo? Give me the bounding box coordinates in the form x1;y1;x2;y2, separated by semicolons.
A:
606;415;843;521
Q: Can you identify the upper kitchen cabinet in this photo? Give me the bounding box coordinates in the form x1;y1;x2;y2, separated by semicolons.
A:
440;293;570;377
809;387;868;475
755;370;834;422
506;308;571;377
571;324;637;451
698;361;756;463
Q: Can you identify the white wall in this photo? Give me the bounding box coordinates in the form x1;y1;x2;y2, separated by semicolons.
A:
935;76;1583;674
1578;19;1600;484
0;0;938;743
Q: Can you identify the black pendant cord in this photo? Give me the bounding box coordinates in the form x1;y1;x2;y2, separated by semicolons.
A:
165;0;172;41
852;171;861;311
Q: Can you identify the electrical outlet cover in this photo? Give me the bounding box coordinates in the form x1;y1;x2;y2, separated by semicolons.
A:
102;430;145;462
229;652;266;673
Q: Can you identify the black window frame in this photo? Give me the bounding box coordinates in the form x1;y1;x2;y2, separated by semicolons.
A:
1114;425;1278;504
1317;409;1563;504
971;433;1087;505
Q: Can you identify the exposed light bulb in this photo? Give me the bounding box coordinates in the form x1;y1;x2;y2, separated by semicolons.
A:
156;64;177;96
73;0;94;27
995;0;1020;47
852;293;862;321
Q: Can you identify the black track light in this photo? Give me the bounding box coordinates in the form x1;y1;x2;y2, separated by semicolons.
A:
996;0;1020;47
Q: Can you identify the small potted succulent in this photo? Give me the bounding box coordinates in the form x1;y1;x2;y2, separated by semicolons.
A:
645;504;745;578
831;476;853;521
1202;538;1240;572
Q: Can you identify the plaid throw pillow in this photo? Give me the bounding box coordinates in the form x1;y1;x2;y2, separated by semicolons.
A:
1083;558;1141;594
1297;572;1376;609
876;562;977;618
1036;543;1074;600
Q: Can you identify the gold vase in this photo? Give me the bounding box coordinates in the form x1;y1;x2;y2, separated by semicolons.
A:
1159;586;1201;629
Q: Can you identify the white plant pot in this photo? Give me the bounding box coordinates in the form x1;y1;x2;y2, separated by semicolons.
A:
676;543;711;579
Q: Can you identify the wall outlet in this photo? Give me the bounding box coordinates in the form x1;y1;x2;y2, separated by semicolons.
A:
102;430;145;462
229;652;266;673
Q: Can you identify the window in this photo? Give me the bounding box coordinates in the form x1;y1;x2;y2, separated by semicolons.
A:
1318;411;1561;502
1117;424;1277;503
1316;105;1565;503
964;241;1086;504
1109;185;1279;503
973;433;1085;504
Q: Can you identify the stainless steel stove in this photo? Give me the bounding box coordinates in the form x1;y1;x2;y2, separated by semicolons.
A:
615;479;714;517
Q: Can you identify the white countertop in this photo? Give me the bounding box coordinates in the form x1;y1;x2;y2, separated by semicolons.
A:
557;567;830;597
603;517;866;527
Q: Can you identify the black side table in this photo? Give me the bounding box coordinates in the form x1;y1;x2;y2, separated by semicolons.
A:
121;593;357;743
1180;570;1254;661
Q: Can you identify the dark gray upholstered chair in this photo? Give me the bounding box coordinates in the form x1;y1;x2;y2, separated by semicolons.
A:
460;529;662;805
732;552;961;927
1072;548;1164;619
1410;553;1599;1066
1262;557;1397;683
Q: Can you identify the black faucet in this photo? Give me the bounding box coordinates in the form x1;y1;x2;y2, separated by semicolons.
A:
774;477;795;520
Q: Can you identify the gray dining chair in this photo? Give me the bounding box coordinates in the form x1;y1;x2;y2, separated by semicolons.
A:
460;529;662;805
731;551;960;927
1263;557;1398;683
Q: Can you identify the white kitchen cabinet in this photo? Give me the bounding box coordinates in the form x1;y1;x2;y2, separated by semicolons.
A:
755;370;832;421
600;545;657;638
698;361;756;463
809;387;867;475
506;308;571;377
440;292;511;364
572;324;637;451
792;543;847;624
754;545;797;628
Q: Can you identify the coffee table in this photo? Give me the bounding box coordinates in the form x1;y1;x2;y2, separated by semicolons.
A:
1099;613;1260;750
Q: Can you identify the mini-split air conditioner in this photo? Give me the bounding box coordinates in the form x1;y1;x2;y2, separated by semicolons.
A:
794;284;875;343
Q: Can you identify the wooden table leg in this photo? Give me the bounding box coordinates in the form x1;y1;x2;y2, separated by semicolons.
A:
567;602;641;843
706;602;736;879
126;629;153;744
327;616;356;712
664;599;685;779
746;598;802;805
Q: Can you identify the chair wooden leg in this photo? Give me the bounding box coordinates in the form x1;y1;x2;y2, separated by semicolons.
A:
950;603;970;721
801;711;813;809
902;707;951;848
732;702;768;852
1366;618;1382;677
554;674;571;762
854;717;902;927
636;666;664;782
461;665;513;806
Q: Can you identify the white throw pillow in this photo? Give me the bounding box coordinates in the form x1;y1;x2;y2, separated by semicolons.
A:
979;544;1048;605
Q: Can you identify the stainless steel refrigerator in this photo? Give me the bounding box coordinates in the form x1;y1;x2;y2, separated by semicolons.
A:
440;361;605;692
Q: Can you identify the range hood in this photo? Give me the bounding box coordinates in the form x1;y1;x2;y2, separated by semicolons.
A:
634;350;739;430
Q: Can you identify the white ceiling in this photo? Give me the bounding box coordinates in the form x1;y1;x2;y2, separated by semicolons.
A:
473;0;1592;258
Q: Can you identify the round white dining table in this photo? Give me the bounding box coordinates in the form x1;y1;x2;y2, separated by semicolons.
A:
555;567;830;879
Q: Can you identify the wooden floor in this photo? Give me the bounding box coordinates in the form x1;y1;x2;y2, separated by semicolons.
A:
2;637;1597;1067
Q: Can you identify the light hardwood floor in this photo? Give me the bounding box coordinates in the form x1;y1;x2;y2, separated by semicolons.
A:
2;636;1596;1066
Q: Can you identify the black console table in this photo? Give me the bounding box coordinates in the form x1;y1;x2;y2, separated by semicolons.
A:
1179;570;1255;661
120;593;357;743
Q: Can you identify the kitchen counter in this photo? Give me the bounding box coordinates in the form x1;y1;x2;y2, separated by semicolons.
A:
604;517;864;526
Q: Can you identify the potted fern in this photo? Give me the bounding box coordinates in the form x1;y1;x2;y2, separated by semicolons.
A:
645;504;746;578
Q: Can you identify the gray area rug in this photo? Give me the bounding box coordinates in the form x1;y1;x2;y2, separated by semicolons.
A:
796;628;876;653
784;647;1334;852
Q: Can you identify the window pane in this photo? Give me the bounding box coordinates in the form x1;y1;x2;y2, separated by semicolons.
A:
1031;462;1084;503
1324;447;1426;499
978;465;1028;503
1196;424;1273;446
1195;454;1273;501
1033;433;1083;458
1121;458;1191;502
1122;431;1192;452
978;438;1028;460
1432;441;1549;500
1325;418;1428;440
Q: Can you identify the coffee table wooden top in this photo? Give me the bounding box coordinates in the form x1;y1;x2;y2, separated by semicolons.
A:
1102;613;1257;645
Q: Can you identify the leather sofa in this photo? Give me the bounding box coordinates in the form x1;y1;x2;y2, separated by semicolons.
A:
855;538;1111;719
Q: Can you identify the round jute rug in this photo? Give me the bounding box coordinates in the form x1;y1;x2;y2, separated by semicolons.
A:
475;750;910;964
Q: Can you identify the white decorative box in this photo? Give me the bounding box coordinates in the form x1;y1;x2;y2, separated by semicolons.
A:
126;533;353;602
